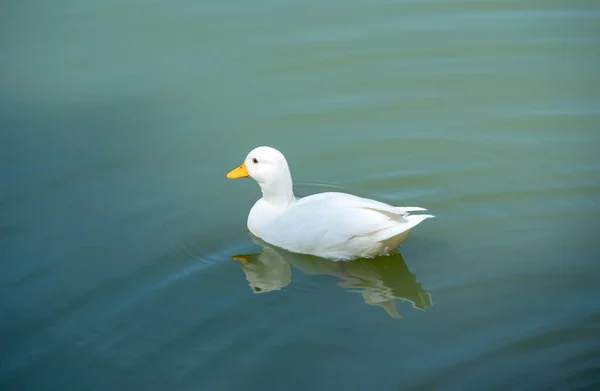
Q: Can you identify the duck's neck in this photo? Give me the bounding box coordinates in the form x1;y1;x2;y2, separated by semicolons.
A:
258;170;296;207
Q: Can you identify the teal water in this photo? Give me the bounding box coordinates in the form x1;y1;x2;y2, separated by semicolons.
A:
2;0;600;389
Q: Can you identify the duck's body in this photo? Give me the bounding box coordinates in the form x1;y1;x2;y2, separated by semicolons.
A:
227;146;433;261
249;192;431;260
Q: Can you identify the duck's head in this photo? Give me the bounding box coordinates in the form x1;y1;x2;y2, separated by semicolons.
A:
227;146;295;204
227;146;289;182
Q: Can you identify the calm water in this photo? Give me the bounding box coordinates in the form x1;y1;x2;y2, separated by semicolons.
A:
2;0;600;389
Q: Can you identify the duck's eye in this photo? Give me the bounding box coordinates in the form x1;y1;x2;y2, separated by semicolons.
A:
252;158;258;164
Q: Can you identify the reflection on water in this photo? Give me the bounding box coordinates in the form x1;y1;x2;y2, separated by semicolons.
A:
232;234;432;318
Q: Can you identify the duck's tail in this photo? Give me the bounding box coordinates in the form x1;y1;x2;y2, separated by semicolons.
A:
371;212;434;245
404;213;435;225
395;206;428;214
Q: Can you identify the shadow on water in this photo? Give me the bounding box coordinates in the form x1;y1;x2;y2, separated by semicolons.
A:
231;234;432;319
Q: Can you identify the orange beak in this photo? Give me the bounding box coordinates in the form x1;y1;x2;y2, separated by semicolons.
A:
231;256;249;265
227;162;250;179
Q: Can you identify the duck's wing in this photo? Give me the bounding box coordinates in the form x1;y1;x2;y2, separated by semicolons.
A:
260;192;430;258
298;192;421;216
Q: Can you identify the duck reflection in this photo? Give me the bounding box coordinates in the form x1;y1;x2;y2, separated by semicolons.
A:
231;234;432;318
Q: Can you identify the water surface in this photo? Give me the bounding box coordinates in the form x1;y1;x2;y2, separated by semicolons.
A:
2;0;600;389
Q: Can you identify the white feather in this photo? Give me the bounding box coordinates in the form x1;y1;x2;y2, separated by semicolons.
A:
228;146;434;260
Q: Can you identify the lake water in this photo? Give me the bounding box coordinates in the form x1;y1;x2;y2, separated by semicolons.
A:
2;0;600;390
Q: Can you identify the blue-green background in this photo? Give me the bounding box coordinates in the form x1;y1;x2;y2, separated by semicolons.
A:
2;0;599;389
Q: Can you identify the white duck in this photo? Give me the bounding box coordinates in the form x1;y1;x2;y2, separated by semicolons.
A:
227;146;433;260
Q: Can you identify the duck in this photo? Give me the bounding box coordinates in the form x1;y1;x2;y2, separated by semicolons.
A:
226;146;433;261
